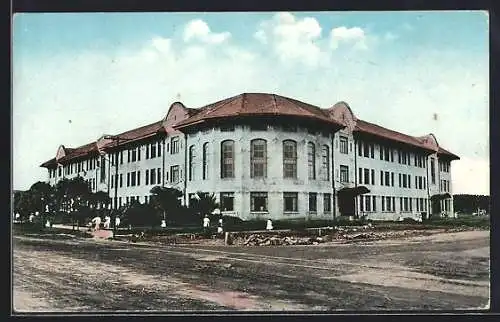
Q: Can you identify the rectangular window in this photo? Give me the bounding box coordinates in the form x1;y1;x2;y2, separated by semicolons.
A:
127;150;131;163
424;177;426;189
380;170;384;185
363;142;370;158
321;146;330;181
370;143;374;158
137;171;141;186
222;141;235;178
431;158;436;184
385;147;390;161
131;171;136;186
340;136;348;154
358;142;362;156
382;196;386;211
372;196;376;212
408;175;411;188
371;169;375;185
146;144;150;159
146;169;149;185
251;140;267;178
138;147;141;161
127;172;130;187
170;165;179;183
379;145;383;160
386;196;392;212
309;193;317;212
359;168;363;184
131;149;137;162
364;168;369;185
151;143;157;158
119;174;123;187
385;171;390;187
251;192;268;212
360;195;364;212
151;168;156;185
158;141;162;157
283;141;297;178
403;174;407;188
171;137;180;154
340;165;349;183
157;168;161;185
120;151;123;165
365;195;371;212
220;192;235;211
284;192;298;212
399;173;402;187
391;172;394;186
323;193;331;212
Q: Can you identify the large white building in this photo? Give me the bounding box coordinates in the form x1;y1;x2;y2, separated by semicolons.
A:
41;93;459;221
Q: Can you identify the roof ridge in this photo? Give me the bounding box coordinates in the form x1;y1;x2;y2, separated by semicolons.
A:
357;119;422;143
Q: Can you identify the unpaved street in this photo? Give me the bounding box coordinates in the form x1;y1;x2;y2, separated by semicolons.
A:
13;230;490;312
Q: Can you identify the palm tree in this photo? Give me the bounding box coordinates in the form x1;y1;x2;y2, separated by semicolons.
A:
190;191;219;218
150;186;183;224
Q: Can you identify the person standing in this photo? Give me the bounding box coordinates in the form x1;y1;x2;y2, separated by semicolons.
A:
217;218;224;234
91;216;102;231
266;218;273;231
203;214;211;236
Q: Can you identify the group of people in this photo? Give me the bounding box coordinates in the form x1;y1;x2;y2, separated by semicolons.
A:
90;215;121;232
202;215;274;235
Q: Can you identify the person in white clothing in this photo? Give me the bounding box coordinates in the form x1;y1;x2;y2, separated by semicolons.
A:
203;215;211;236
161;220;167;228
115;216;121;228
103;216;111;229
266;219;273;231
217;218;223;234
91;216;102;231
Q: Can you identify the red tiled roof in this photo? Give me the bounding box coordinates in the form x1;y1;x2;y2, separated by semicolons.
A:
41;121;165;167
40;157;57;168
102;120;164;148
58;141;99;163
354;119;433;151
437;147;460;160
174;93;344;129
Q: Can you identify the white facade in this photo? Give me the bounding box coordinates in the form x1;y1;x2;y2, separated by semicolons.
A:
42;94;458;221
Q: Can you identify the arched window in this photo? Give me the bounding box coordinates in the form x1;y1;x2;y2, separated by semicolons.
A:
250;139;267;178
321;145;330;181
283;140;297;179
202;142;209;180
189;145;195;181
307;142;316;180
221;140;235;178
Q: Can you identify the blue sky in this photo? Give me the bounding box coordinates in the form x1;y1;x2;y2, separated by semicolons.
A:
12;11;489;194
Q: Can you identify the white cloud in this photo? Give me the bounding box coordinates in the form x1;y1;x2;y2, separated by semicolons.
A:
13;17;489;197
183;19;231;44
254;12;326;67
330;26;367;50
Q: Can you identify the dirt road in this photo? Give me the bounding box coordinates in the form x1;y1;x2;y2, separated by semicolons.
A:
13;230;490;312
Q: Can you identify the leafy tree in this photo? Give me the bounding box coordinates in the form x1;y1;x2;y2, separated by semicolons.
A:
189;192;219;218
28;181;55;228
150;186;183;223
122;200;159;228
